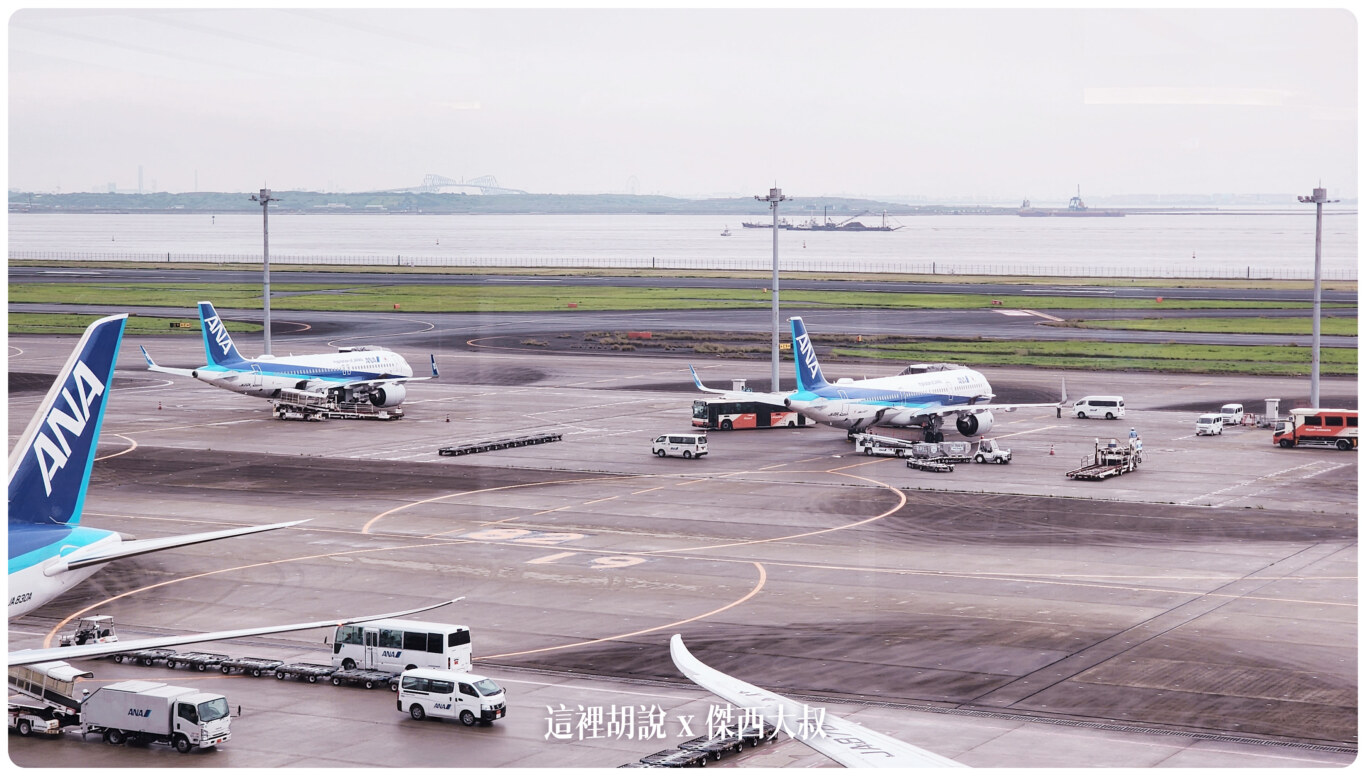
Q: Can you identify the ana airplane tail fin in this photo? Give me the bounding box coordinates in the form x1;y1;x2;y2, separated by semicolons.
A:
430;354;439;378
8;314;127;527
788;317;829;392
197;301;249;368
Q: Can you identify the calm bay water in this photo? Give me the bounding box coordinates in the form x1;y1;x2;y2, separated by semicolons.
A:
7;211;1358;279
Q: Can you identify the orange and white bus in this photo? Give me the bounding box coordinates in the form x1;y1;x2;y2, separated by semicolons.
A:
691;399;808;431
1273;408;1358;450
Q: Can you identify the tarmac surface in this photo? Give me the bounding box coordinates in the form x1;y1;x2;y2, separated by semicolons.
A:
6;322;1358;768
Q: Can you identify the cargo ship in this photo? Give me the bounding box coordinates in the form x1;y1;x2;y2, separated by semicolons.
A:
1018;186;1125;217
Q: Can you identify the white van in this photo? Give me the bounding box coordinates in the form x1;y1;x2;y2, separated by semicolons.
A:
1218;404;1245;424
1195;414;1224;436
652;433;708;458
397;668;506;726
1073;396;1125;420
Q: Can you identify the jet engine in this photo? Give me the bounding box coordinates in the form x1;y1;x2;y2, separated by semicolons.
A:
955;410;995;437
369;382;406;407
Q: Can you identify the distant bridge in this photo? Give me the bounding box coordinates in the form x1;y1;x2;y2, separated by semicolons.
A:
377;174;528;195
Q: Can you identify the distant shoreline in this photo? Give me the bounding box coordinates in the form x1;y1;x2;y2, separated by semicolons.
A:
8;190;1350;217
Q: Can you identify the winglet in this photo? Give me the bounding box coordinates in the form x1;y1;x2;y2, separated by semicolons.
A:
1060;376;1068;405
688;364;708;392
670;634;964;768
430;354;439;378
8;314;126;527
140;344;197;377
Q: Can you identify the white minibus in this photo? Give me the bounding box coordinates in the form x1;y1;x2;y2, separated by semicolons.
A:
1073;396;1125;420
1195;414;1224;436
332;619;472;672
397;668;507;726
651;433;708;458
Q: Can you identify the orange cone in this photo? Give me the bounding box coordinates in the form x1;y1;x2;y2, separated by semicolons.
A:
158;402;162;411
1049;444;1054;456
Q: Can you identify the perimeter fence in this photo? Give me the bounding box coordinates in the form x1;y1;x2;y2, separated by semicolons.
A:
8;251;1358;281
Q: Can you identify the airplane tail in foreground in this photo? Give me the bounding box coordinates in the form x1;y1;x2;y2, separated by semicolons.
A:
197;301;250;368
788;317;830;392
8;314;127;527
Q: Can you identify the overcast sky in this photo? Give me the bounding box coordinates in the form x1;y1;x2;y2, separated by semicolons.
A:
7;8;1358;199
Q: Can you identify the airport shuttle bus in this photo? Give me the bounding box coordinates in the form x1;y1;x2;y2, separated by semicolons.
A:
332;619;472;672
692;398;808;430
1273;408;1358;450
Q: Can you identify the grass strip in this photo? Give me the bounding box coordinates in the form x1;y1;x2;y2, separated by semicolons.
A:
1065;316;1357;336
8;312;261;336
832;340;1356;376
8;283;1347;313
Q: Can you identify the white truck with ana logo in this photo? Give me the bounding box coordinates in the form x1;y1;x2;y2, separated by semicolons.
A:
80;680;231;753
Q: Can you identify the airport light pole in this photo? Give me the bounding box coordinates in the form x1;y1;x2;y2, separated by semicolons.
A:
756;186;788;391
1296;186;1337;408
250;188;276;355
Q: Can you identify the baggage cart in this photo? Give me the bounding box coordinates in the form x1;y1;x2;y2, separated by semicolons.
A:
273;662;336;683
218;657;284;677
328;668;398;690
165;652;230;672
110;648;176;667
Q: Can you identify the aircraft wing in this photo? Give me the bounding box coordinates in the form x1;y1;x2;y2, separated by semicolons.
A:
336;355;440;386
45;520;309;574
139;345;197;377
688;365;790;405
670;635;965;768
932;400;1062;417
9;597;464;666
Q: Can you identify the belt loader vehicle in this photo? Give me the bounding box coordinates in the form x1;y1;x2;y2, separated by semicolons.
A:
10;666;231;752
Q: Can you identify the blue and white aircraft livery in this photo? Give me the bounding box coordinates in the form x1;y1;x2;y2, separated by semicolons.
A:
670;635;965;768
8;314;304;619
784;316;1061;441
140;301;436;407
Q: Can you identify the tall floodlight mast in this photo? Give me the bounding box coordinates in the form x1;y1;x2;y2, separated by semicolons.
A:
1296;186;1337;408
755;186;788;392
250;188;276;355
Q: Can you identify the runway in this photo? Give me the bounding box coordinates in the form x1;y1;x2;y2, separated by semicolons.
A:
6;322;1357;768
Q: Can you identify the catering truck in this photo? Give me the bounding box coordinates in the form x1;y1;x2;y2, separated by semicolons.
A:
79;680;231;753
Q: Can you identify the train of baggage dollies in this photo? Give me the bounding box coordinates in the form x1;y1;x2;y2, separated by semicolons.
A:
108;648;399;690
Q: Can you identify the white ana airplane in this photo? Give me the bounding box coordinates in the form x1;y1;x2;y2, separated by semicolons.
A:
10;598;463;666
783;316;1062;441
670;635;965;768
8;314;305;619
140;301;437;408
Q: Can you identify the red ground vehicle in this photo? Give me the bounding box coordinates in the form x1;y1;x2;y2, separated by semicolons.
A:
692;399;807;430
1273;408;1358;450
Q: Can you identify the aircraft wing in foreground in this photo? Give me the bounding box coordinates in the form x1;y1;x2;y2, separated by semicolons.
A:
670;635;965;768
10;597;464;666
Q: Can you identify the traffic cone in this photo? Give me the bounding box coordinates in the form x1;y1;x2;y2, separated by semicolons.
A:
158;402;162;411
1049;444;1054;456
445;415;450;423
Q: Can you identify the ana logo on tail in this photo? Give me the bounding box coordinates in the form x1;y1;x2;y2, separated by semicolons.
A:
32;361;107;496
205;314;234;357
